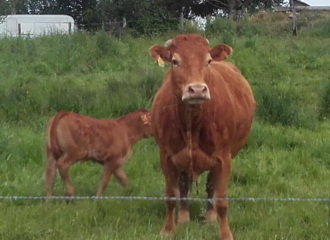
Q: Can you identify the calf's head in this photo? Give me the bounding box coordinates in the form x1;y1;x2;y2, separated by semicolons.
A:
138;109;153;138
149;34;232;105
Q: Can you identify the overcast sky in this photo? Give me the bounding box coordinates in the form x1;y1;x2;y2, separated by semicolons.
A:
302;0;330;6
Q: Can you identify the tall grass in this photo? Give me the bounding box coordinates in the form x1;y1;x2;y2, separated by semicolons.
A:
0;14;330;239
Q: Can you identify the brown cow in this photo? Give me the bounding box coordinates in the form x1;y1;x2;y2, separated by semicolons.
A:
45;108;152;201
149;34;256;239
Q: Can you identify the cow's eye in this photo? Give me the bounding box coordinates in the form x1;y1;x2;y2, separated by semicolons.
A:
172;59;179;66
207;59;212;66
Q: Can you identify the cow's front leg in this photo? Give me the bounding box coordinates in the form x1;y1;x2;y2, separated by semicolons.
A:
178;171;192;224
206;170;218;223
213;153;233;240
160;154;179;237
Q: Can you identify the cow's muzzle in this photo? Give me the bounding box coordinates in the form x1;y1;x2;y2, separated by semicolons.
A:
182;83;211;104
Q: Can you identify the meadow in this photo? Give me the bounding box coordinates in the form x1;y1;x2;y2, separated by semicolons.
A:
0;12;330;239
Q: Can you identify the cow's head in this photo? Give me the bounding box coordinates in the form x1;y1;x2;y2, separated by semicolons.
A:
149;34;232;105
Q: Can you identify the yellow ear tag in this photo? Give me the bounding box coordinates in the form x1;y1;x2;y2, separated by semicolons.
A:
157;56;165;67
141;114;149;124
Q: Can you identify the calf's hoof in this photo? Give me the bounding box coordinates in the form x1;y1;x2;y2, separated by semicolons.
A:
160;229;175;238
206;209;218;223
178;209;190;224
65;194;75;204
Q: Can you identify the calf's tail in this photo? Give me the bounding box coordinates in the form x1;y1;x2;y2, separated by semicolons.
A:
47;111;70;159
45;111;69;201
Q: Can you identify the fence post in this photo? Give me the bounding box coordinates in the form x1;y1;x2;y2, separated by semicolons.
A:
68;22;72;34
290;0;297;36
180;7;184;34
18;23;21;36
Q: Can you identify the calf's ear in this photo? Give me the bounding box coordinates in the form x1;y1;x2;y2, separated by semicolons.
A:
149;45;171;67
141;114;150;125
210;44;233;61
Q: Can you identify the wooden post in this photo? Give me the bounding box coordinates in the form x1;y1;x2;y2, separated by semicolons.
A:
121;17;126;37
180;7;184;34
68;22;72;34
18;23;21;36
290;0;297;36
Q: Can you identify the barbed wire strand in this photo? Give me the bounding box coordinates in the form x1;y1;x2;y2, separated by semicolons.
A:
0;195;329;202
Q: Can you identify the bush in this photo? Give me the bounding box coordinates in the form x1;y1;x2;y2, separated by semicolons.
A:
255;83;317;129
256;84;299;127
319;79;330;120
205;17;236;37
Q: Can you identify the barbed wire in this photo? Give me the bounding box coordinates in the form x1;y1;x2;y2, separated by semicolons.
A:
0;195;329;202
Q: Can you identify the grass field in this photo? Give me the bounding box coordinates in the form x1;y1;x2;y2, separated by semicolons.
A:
0;13;330;239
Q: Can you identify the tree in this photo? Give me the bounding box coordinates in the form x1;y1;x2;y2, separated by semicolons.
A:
97;0;178;35
0;0;29;14
0;0;11;15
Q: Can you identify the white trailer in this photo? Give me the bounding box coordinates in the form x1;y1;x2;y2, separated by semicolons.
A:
0;14;75;37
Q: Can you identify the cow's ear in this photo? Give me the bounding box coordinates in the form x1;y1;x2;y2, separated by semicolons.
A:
149;45;171;67
210;44;233;61
141;113;150;125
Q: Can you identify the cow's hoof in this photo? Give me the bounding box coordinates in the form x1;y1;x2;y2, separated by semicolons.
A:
178;209;190;224
220;231;233;240
220;236;234;240
206;209;218;223
160;229;175;238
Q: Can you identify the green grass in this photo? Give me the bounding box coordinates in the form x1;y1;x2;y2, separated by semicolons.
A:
1;14;330;239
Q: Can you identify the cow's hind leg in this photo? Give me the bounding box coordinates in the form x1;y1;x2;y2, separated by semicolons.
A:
113;168;128;187
206;170;218;223
160;154;180;238
178;171;192;224
45;147;58;203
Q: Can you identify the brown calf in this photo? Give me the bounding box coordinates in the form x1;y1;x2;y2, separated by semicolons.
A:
45;108;152;201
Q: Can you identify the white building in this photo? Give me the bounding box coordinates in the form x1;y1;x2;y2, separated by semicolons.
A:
0;14;75;37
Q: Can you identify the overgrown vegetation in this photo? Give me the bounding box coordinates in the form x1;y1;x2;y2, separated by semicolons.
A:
0;12;330;240
0;0;286;35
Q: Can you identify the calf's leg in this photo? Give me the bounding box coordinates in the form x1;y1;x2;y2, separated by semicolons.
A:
113;168;128;187
56;153;78;198
45;147;58;202
96;159;122;196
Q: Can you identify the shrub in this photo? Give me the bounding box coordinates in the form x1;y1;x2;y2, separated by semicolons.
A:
319;79;330;120
256;84;298;126
205;16;236;37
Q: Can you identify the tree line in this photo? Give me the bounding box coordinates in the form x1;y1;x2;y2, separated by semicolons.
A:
0;0;285;35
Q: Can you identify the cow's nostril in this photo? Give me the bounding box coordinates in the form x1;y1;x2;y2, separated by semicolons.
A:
188;86;195;94
201;86;207;94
